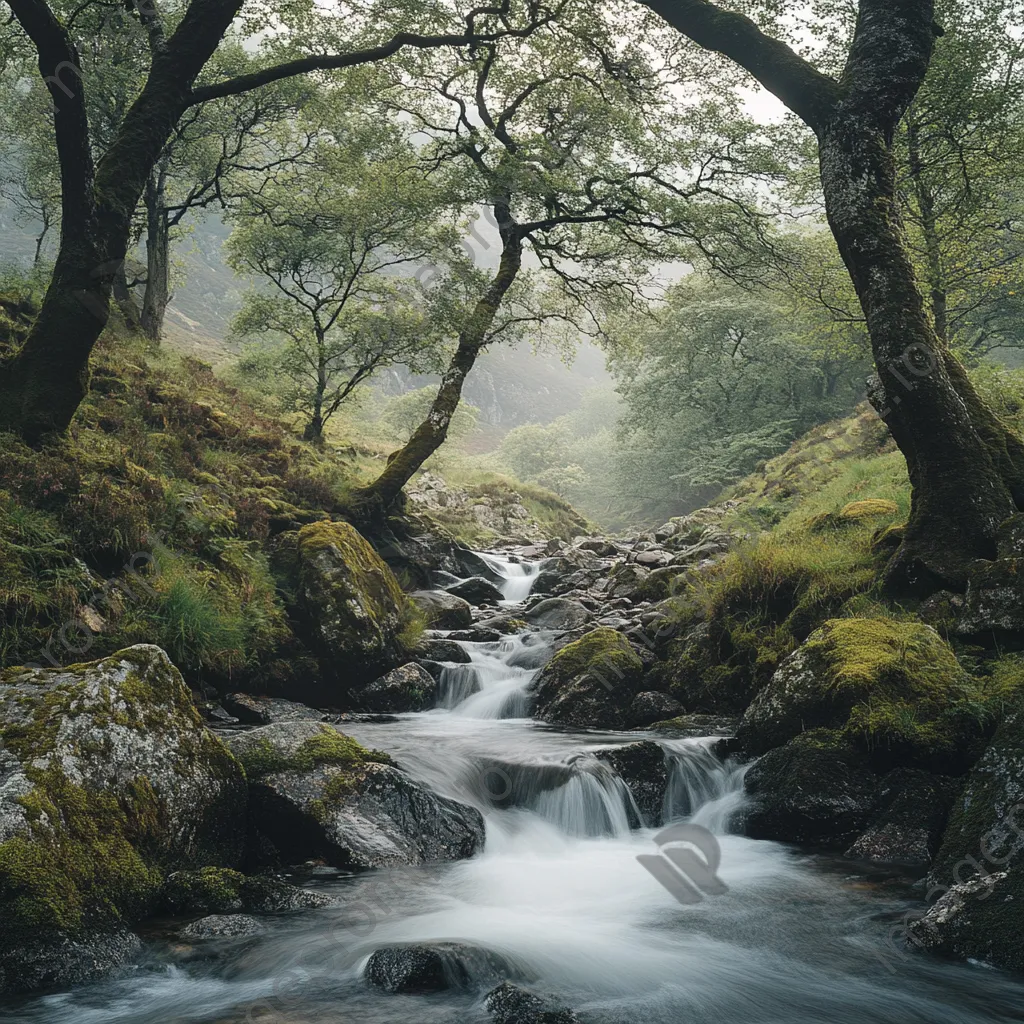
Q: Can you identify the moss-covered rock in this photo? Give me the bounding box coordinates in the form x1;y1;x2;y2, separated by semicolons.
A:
160;866;332;915
295;521;416;691
738;618;983;768
957;557;1024;638
358;663;437;713
228;722;484;869
532;628;644;729
0;645;246;992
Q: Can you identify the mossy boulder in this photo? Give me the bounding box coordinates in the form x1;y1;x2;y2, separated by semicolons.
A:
228;722;484;869
295;521;416;692
957;557;1024;638
410;589;473;629
0;645;246;992
358;662;437;713
738;618;982;768
532;628;644;729
160;866;332;915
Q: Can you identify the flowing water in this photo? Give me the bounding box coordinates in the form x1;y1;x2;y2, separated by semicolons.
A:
8;552;1024;1023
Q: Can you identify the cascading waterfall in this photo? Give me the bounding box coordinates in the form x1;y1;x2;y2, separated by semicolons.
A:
14;545;1024;1024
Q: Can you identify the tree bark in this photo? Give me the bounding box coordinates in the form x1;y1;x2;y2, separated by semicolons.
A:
638;0;1024;591
352;223;524;516
906;119;949;342
140;162;171;343
112;262;142;331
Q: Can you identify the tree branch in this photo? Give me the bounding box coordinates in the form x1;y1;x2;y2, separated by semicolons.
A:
636;0;841;132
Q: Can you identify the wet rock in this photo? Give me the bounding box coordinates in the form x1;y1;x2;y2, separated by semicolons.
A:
524;598;592;630
485;981;582;1023
180;914;265;939
411;589;474;629
0;645;246;994
594;741;668;827
295;521;414;687
532;627;644;729
739;733;878;847
161;867;334;914
628;691;685;728
414;638;472;663
449;627;504;642
446;576;506;605
358;663;437;713
229;722;484;870
223;693;328;726
365;942;514;994
907;871;1024;971
0;928;142;996
649;714;739;738
845;769;959;869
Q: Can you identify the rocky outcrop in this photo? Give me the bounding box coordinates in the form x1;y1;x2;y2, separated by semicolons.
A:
229;722;484;869
0;645;246;993
357;663;437;713
295;521;415;691
532;628;645;729
737;618;980;769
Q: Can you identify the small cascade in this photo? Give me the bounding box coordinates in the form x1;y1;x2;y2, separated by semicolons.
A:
661;737;747;832
475;550;542;603
437;633;554;719
531;754;638;838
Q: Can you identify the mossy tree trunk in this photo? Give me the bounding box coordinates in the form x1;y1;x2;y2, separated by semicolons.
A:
140;159;172;343
353;211;524;516
640;0;1024;591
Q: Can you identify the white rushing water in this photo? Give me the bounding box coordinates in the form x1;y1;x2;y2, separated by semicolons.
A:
475;550;541;603
8;550;1024;1024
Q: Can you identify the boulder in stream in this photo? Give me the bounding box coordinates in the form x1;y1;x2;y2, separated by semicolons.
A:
485;981;582;1024
365;941;516;994
229;722;484;869
411;589;474;629
524;598;592;630
0;645;246;993
446;576;506;605
358;663;437;713
594;741;668;827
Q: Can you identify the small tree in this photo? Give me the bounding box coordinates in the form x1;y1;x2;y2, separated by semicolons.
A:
227;117;459;442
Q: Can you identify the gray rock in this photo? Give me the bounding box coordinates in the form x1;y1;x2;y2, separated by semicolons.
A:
365;942;514;994
594;741;668;827
575;538;618;556
485;981;582;1024
414;638;472;663
359;663;437;713
229;722;484;870
446;576;506;605
411;589;474;629
524;598;592;630
957;558;1024;636
223;693;328;725
634;549;671;567
628;691;685;728
0;928;141;996
180;914;266;939
161;868;335;915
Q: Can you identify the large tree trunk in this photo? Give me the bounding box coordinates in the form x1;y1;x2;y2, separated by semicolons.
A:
140;164;171;343
353;227;523;516
112;263;143;332
819;111;1024;591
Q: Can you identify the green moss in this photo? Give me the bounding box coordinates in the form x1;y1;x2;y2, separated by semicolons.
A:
236;725;392;782
0;766;163;943
161;866;247;914
545;628;643;688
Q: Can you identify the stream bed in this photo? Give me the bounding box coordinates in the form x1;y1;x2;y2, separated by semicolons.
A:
8;552;1024;1023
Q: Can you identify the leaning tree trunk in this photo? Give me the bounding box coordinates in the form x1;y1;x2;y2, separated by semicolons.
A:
353;229;524;516
140;166;171;343
819;111;1024;590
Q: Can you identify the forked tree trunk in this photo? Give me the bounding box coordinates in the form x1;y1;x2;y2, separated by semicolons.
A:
352;227;524;516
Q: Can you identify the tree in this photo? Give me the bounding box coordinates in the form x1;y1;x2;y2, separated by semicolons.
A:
352;0;779;513
639;0;1024;591
0;0;556;443
382;386;480;447
226;115;459;442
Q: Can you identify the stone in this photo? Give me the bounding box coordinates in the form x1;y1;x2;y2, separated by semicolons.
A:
414;638;471;663
523;598;592;630
222;693;328;726
485;981;582;1024
228;722;484;870
594;741;668;827
634;549;672;567
739;733;879;847
411;589;474;630
446;576;506;605
0;645;246;993
737;618;979;767
0;928;142;996
532;628;644;729
180;914;265;939
161;867;334;914
997;513;1024;559
365;942;513;994
575;538;618;556
628;691;685;728
845;769;959;869
295;521;414;687
358;663;437;713
957;558;1024;637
